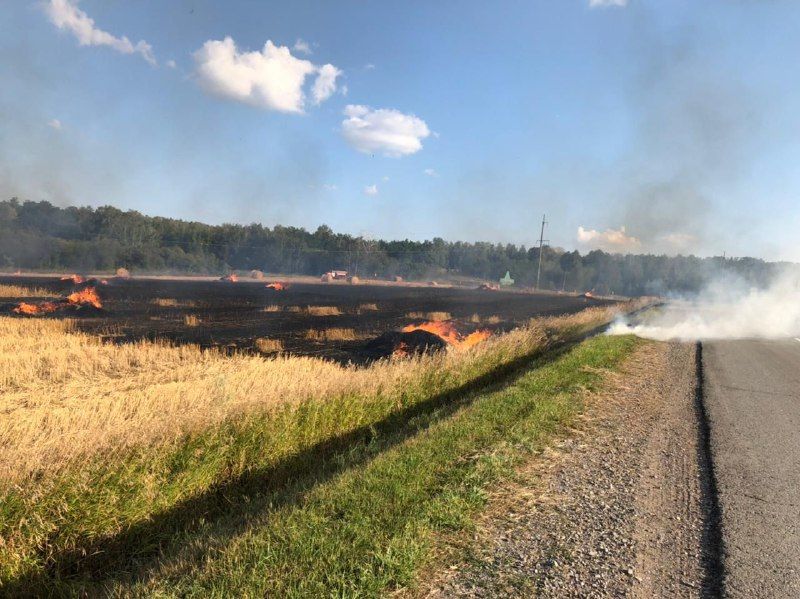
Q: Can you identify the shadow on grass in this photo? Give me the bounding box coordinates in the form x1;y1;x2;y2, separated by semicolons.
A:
6;329;603;596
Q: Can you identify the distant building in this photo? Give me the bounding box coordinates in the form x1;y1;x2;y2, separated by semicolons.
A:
499;271;515;286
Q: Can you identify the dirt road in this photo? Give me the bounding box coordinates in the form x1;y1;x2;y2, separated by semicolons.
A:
704;339;800;598
422;340;717;597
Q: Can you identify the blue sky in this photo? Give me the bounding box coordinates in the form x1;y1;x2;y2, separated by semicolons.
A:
2;0;800;260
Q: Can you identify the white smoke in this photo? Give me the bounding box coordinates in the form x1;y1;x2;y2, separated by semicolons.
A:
609;270;800;341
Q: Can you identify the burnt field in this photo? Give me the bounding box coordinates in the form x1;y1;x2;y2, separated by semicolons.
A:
0;275;617;363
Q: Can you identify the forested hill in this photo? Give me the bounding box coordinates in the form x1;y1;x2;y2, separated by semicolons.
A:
0;198;786;296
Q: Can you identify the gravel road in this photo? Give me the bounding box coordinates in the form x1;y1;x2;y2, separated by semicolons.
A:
420;341;709;597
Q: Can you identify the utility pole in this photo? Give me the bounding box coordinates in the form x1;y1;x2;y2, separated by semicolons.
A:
535;214;548;291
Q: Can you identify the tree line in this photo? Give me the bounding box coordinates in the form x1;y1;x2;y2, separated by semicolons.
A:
0;198;787;296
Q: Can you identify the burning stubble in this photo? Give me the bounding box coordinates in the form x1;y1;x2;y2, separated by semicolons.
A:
402;320;492;349
12;286;102;315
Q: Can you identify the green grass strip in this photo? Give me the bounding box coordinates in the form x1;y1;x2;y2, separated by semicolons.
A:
117;334;638;597
2;334;637;597
1;316;611;588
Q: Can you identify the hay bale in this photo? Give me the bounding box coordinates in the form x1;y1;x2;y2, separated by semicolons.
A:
250;270;265;280
349;276;360;285
321;273;334;283
115;267;130;278
393;275;403;283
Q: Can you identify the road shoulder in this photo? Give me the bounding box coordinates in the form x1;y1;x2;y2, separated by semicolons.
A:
417;340;703;597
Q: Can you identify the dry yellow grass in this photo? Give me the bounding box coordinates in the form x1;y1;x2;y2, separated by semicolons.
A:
305;306;342;316
0;302;640;486
151;298;198;308
406;311;451;321
304;327;357;341
151;298;178;307
0;284;57;298
254;337;284;353
349;303;380;315
184;315;201;327
286;306;302;313
261;305;282;312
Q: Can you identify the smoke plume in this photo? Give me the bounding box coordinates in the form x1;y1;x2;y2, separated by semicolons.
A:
609;269;800;341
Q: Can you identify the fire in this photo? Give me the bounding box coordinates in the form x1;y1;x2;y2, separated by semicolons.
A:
66;287;103;309
13;301;60;315
401;320;492;349
402;321;460;345
220;274;239;282
460;329;493;348
60;274;85;284
266;282;287;291
12;286;102;315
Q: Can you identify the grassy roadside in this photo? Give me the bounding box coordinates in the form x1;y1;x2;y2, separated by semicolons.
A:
2;334;639;596
1;304;635;586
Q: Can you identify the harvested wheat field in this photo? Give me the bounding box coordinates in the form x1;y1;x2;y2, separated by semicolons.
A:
0;279;647;596
0;275;615;363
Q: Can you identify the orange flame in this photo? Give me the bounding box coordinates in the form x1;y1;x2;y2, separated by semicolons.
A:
60;274;85;284
402;321;460;345
460;329;493;348
66;287;103;309
401;320;492;349
266;282;287;291
221;274;239;282
12;286;102;316
13;301;60;315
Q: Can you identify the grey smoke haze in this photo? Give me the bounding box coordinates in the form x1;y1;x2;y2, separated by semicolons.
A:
614;29;760;254
609;266;800;341
435;11;768;255
1;1;793;258
0;28;132;208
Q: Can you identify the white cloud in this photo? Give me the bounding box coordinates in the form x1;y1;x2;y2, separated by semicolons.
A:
45;0;156;65
47;119;62;130
423;168;438;177
588;0;628;7
364;63;376;70
293;38;312;55
166;59;177;69
577;225;641;253
382;176;390;182
193;37;341;113
364;184;378;196
342;105;430;157
312;64;341;105
323;183;338;191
